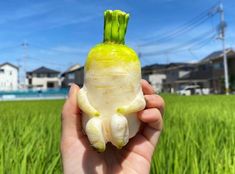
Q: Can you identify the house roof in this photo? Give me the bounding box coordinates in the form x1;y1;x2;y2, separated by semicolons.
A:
177;67;213;82
142;63;190;71
200;48;235;63
67;64;81;72
142;62;194;73
0;62;19;70
142;63;167;71
28;66;60;74
61;66;84;76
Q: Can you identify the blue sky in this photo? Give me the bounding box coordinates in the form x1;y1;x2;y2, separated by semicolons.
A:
0;0;235;73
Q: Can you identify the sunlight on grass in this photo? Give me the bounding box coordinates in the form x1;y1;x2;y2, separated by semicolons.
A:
151;95;235;174
0;96;234;173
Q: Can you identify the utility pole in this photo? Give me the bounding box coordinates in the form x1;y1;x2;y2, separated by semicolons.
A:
165;52;170;64
21;42;29;89
137;47;150;65
16;58;21;89
218;2;229;95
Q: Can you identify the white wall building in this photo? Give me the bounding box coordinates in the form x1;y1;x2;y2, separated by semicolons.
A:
0;62;18;91
26;66;61;90
149;73;166;93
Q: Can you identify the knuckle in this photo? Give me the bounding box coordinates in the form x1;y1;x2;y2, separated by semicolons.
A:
145;94;165;110
157;95;165;108
153;110;163;130
153;95;165;115
152;108;161;117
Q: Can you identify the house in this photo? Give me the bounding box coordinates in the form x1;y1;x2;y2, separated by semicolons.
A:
175;48;235;94
26;66;61;90
199;48;235;93
142;63;196;93
163;63;195;93
61;64;84;87
0;62;19;91
175;64;212;94
60;48;235;94
142;64;167;93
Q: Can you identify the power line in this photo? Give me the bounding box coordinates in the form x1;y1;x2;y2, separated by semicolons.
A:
188;49;198;60
139;3;219;47
137;3;222;66
0;43;80;68
140;32;216;65
30;44;81;54
27;56;66;67
190;34;216;50
142;28;216;56
140;15;212;47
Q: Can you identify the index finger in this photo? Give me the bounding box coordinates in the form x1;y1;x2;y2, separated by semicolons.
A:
141;79;155;95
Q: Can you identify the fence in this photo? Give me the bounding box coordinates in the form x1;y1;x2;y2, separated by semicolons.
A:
0;88;68;101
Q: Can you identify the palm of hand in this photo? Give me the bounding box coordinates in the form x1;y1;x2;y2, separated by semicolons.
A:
62;129;157;174
61;80;164;174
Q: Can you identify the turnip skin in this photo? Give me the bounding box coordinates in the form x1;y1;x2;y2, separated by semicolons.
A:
77;10;146;152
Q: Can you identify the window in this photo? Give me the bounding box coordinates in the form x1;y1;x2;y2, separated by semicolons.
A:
47;74;58;78
213;62;223;69
201;65;207;71
0;69;4;73
68;73;75;80
29;78;32;85
37;73;46;78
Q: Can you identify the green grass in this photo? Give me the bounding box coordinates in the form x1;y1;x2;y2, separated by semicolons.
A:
151;95;235;174
0;100;64;174
0;96;234;173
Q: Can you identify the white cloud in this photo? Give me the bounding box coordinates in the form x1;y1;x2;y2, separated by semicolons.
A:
0;1;102;31
38;15;99;30
0;2;54;25
51;45;89;54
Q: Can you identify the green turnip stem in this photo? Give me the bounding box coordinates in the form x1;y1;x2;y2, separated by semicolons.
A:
103;10;129;44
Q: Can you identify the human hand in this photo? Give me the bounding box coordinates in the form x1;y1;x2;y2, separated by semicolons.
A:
61;80;164;174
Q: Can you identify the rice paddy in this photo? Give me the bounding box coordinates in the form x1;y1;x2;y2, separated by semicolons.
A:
0;95;234;173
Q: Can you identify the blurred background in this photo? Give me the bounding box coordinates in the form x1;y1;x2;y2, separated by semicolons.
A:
0;0;234;173
0;0;235;98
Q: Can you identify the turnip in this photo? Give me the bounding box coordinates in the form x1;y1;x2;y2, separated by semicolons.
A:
77;10;146;152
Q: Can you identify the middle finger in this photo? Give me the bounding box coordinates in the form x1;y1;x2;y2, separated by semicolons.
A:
144;94;165;114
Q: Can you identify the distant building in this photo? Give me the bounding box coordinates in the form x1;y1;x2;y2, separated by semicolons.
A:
26;66;61;90
163;63;195;93
175;49;235;94
0;62;19;91
144;48;235;94
198;48;235;93
142;63;193;93
61;48;235;94
175;64;212;94
61;64;84;87
142;64;167;93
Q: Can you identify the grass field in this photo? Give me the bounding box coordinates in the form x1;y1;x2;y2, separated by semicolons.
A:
0;95;234;174
151;95;235;174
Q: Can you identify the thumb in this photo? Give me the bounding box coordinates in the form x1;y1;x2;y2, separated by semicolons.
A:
61;84;81;139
